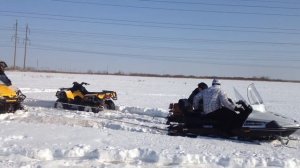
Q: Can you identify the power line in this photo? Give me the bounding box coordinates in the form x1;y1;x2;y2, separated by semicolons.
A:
3;39;300;62
28;32;300;57
25;21;300;35
28;45;300;69
52;0;300;17
136;0;300;10
237;0;299;5
30;43;300;63
6;23;297;48
1;11;299;32
8;33;297;65
27;28;300;46
0;27;13;31
138;0;300;5
27;37;300;56
1;11;300;35
2;19;299;64
0;40;12;43
1;11;300;36
2;42;299;69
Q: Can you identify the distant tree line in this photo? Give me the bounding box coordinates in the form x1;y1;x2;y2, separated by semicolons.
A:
6;66;300;83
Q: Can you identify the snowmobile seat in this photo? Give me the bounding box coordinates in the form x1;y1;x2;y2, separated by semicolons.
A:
184;114;219;128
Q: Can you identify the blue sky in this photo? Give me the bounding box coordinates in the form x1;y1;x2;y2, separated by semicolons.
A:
0;0;300;80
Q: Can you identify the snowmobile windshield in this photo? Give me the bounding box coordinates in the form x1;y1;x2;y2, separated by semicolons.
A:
247;84;263;105
233;87;247;102
247;83;266;112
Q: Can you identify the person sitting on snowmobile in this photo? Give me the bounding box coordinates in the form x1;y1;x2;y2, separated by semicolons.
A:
177;82;208;114
187;82;208;104
193;79;252;132
0;61;12;86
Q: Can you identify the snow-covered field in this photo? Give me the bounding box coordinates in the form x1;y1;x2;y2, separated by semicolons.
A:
1;71;300;168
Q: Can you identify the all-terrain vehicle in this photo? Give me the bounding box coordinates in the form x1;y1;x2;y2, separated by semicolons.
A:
0;61;26;113
0;84;26;113
54;82;117;113
167;84;300;140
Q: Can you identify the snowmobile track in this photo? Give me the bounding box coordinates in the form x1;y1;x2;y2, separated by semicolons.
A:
4;104;169;136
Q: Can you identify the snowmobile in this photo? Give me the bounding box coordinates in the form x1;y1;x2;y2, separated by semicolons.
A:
0;85;26;113
54;82;117;113
0;61;26;113
167;84;300;140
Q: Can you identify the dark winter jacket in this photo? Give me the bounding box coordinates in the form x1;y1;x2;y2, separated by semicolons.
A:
0;71;12;86
187;88;200;104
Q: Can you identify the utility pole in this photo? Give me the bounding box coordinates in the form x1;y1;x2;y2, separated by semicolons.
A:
36;57;39;69
23;24;30;70
13;20;18;70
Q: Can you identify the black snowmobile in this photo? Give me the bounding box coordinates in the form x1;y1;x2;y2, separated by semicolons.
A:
167;84;300;140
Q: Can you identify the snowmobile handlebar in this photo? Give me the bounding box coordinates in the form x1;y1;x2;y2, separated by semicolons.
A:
235;100;253;113
236;100;246;106
72;82;89;86
80;82;89;86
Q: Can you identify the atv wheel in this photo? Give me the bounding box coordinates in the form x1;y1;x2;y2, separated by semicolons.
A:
105;100;115;110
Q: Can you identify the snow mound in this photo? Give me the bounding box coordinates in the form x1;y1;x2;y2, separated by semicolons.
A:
34;148;53;161
64;144;91;158
119;106;168;118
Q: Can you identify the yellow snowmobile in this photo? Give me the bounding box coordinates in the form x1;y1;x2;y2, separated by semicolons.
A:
0;85;26;113
54;82;117;113
0;61;26;113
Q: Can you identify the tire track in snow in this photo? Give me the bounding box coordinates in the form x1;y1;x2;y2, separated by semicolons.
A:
8;87;171;134
0;106;168;135
20;88;57;94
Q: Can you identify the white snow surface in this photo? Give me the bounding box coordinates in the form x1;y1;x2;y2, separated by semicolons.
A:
0;71;300;168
